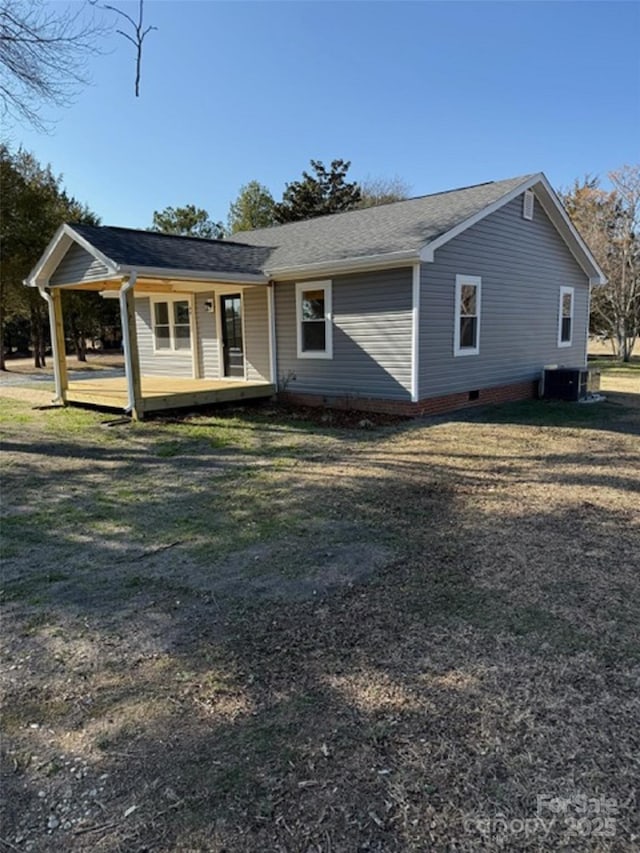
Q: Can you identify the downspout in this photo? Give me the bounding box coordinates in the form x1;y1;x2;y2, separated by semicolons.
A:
37;284;63;402
118;271;138;412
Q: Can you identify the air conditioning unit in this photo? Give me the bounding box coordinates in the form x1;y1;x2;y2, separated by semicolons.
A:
542;367;600;401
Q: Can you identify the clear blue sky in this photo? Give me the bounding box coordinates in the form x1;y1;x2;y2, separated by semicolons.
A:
6;0;640;229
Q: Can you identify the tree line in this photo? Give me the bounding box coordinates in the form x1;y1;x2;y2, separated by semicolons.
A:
1;144;638;369
151;160;411;238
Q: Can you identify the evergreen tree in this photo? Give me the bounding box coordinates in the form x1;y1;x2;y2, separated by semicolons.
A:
227;181;275;233
0;144;99;369
150;204;224;239
273;159;361;223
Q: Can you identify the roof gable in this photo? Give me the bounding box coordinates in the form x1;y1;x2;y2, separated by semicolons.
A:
69;224;272;277
50;241;111;286
26;173;605;289
231;175;534;273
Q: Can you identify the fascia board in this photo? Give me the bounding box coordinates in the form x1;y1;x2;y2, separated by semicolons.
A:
419;174;545;262
66;225;119;273
533;175;607;285
25;224;71;286
117;265;268;285
25;223;119;287
420;172;607;285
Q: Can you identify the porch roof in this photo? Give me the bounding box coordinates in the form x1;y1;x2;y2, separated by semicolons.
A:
70;224;272;277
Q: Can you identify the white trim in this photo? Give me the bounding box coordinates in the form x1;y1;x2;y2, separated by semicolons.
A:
190;293;200;379
149;294;194;356
532;176;606;285
411;264;420;402
420;173;606;286
265;251;418;282
421;177;541;262
66;226;118;273
454;274;482;357
584;283;592;367
239;292;248;381
24;224;269;289
295;280;333;360
26;223;119;287
118;265;268;285
558;286;574;348
215;292;224;378
267;283;277;384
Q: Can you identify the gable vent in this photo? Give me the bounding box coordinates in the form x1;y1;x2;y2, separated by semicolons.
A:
523;190;534;220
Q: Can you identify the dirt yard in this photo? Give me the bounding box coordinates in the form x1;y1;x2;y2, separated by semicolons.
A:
1;366;639;852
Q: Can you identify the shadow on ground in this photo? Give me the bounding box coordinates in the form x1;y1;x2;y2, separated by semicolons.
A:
1;392;639;851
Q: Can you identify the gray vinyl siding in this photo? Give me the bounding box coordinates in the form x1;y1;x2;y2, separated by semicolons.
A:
50;243;110;285
274;268;412;401
243;287;271;382
419;195;590;399
194;293;219;379
135;297;194;378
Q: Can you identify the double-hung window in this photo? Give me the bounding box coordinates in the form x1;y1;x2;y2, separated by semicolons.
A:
454;275;481;356
152;297;192;352
295;281;333;359
558;286;574;347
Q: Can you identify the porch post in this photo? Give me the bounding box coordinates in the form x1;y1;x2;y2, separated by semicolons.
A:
267;282;277;385
51;289;68;402
119;275;144;420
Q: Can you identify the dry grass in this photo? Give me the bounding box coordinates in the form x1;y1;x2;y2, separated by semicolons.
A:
2;352;124;375
1;374;639;851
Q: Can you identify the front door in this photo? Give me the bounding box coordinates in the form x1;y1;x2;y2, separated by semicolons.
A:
220;294;244;378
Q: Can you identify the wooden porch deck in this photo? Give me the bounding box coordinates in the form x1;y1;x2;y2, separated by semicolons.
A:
66;375;275;415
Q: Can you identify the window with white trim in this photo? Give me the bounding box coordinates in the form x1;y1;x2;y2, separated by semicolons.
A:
151;296;192;352
454;275;481;356
558;286;574;347
295;281;333;359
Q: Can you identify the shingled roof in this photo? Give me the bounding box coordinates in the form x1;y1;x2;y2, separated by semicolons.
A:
68;224;272;276
30;173;604;288
60;175;533;278
230;174;534;272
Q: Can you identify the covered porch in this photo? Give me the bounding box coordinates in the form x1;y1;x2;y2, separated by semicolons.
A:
27;222;278;419
65;374;275;414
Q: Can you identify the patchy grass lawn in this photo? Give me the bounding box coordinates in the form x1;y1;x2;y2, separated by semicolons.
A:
1;375;639;851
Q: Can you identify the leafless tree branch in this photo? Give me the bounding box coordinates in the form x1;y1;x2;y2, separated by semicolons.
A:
0;0;109;130
103;0;156;97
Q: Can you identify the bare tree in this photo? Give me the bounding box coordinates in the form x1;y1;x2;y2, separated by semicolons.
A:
606;165;640;360
103;0;156;97
561;166;640;361
0;0;107;129
358;175;412;208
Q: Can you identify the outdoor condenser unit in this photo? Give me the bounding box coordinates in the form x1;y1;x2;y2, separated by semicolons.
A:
542;367;601;401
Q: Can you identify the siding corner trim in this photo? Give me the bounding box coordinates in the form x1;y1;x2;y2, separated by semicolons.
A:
411;263;420;402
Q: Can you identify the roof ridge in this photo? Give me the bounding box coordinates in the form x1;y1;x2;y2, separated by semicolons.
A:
232;173;536;236
70;222;255;249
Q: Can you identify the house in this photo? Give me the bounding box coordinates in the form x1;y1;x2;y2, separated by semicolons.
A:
26;173;605;420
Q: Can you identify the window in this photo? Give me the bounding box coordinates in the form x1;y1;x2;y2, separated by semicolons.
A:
151;297;192;352
296;280;332;359
454;275;481;356
558;286;574;347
